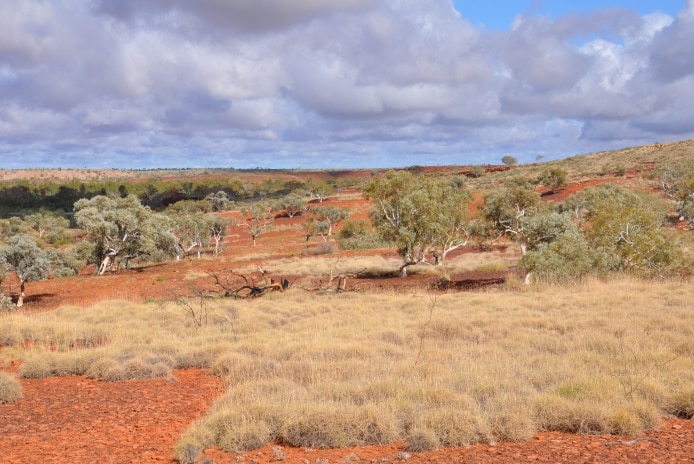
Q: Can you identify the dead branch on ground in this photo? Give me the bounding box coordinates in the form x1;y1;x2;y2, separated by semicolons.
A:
207;269;290;299
305;258;366;293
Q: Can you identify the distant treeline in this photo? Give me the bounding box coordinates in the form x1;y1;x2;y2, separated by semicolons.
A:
0;176;360;217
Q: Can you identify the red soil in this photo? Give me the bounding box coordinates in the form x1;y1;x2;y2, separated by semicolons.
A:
3;182;693;463
0;369;224;463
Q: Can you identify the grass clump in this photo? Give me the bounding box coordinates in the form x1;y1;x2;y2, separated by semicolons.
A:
3;279;694;455
404;429;439;452
0;371;23;404
474;262;509;272
667;388;694;419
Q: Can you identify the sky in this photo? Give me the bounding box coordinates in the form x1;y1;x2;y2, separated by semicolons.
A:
1;0;693;169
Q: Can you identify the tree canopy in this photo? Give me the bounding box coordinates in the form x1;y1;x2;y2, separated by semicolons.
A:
0;235;51;307
364;170;472;276
74;195;177;274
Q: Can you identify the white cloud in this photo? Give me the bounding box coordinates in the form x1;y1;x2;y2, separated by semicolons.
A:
0;0;693;168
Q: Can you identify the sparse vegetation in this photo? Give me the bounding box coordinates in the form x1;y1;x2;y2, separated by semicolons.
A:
0;140;693;462
1;280;693;458
0;372;23;404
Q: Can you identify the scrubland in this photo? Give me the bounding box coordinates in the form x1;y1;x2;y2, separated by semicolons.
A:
2;277;693;458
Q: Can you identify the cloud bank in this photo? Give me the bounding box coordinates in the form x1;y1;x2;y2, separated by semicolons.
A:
1;0;693;168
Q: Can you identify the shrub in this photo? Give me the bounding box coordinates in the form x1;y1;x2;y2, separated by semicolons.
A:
404;429;439;452
302;242;337;256
474;262;509;272
468;165;485;178
667;388;694;418
522;229;593;283
0;294;14;311
336;234;389;251
501;155;518;166
0;372;23;404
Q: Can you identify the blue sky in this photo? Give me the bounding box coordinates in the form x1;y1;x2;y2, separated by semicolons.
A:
455;1;685;29
1;0;694;169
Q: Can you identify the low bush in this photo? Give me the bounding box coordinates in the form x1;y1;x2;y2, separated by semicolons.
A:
336;233;390;251
301;242;337;255
0;372;22;404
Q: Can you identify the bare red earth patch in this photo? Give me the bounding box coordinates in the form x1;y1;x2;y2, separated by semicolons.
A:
0;370;223;463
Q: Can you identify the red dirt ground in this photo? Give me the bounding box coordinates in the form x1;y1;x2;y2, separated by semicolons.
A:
2;179;693;463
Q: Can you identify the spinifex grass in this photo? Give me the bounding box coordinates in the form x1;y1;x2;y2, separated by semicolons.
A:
1;278;693;458
0;371;22;404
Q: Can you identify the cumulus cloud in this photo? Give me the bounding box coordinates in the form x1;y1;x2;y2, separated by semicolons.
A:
0;0;693;168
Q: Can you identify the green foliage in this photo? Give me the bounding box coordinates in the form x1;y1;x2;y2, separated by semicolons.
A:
0;234;51;306
538;168;568;193
305;179;334;202
571;184;682;277
364;171;472;274
275;193;308;218
46;248;81;278
448;176;466;190
74;195;177;274
166;199;211;215
337;218;370;240
501;155;518;166
205;191;231;212
468;165;485;178
336;219;389;250
23;211;70;244
71;240;97;266
335;219;385;250
522;183;683;281
657;159;694;228
312;206;349;236
521;211;576;251
168;212;214;259
480;184;543;253
304;217;330;241
522;229;593;283
241;202;273;246
0;235;51;283
0;217;29;241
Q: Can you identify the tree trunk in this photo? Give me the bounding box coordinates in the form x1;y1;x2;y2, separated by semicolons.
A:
213;238;221;256
399;259;414;277
524;271;533;285
16;280;25;307
97;255;113;275
432;251;441;265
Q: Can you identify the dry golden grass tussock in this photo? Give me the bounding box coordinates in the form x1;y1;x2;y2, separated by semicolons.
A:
3;299;237;381
175;279;694;456
0;371;23;404
3;279;694;457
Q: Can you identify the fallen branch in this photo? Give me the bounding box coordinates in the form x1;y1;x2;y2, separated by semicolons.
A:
305;259;366;292
207;269;290;299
